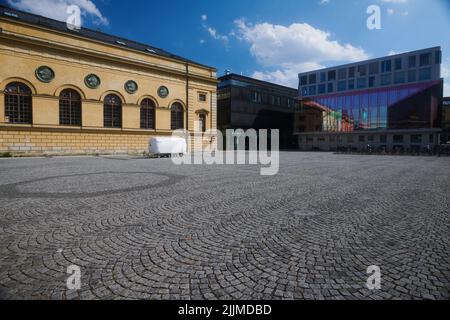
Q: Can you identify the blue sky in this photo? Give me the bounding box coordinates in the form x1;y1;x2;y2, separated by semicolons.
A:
3;0;450;94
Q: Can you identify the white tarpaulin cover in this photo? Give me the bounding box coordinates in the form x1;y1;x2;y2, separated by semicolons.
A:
149;137;187;154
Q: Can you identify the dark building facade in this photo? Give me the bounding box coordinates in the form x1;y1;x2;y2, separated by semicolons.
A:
217;74;298;149
442;97;450;144
295;47;444;152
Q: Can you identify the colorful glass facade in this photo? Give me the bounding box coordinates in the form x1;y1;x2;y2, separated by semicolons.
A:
297;80;442;133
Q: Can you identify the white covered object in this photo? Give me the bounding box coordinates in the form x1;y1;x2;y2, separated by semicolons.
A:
149;137;187;155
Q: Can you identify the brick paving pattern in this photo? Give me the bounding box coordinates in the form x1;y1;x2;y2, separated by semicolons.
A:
0;153;449;300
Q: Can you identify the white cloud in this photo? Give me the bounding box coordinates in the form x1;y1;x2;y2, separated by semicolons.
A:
207;27;229;43
234;19;368;87
201;14;207;21
6;0;108;26
319;0;330;5
442;62;450;78
252;62;324;88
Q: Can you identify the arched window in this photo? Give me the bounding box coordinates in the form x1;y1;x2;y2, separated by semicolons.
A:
4;82;32;124
59;89;82;126
104;94;122;128
171;102;184;130
140;98;156;129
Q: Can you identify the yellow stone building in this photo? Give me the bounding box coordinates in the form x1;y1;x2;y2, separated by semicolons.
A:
0;6;217;155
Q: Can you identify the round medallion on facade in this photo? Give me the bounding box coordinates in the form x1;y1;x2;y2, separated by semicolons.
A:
35;66;55;83
84;74;101;89
158;86;169;98
124;80;138;94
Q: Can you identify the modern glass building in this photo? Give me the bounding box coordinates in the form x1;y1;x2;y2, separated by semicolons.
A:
218;74;298;149
295;47;444;151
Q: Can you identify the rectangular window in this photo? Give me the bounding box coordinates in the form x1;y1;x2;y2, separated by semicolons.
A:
380;135;387;143
275;96;281;106
394;71;405;84
408;70;417;82
348;67;355;78
358;65;367;76
357;78;367;89
302;87;308;96
420;53;431;66
338;68;347;80
419;68;432;81
348;79;355;90
251;91;262;103
369;62;379;75
338;81;347;92
198;93;207;102
328;70;336;81
308;86;317;96
300;76;308;86
381;74;392;86
287;99;292;108
368;136;375;142
320;72;326;83
381;60;392;73
408;55;416;68
369;76;376;88
393;135;404;143
429;134;434;143
411;135;422;144
309;74;317;84
327;83;334;93
359;136;365;143
347;136;354;143
435;50;442;64
395;58;402;70
318;84;326;94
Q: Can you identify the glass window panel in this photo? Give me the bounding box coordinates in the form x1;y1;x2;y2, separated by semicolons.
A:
328;70;336;81
369;62;379;75
338;68;347;80
394;72;405;84
328;83;334;93
381;74;392;86
348;67;355;78
408;70;417;82
420;53;431;66
395;58;402;70
357;78;367;89
419;67;432;81
348;79;355;90
358;65;367;77
381;60;392;73
300;76;308;86
435;50;442;64
408;55;416;68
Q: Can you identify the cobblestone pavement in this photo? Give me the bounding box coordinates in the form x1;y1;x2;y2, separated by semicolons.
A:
0;153;449;300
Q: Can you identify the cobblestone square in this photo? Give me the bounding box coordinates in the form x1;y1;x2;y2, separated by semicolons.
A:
0;153;449;300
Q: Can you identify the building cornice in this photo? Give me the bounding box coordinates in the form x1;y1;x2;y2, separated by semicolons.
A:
0;24;218;85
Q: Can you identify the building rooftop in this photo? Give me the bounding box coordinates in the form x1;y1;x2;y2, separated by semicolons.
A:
0;4;216;70
298;47;441;76
219;73;298;92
